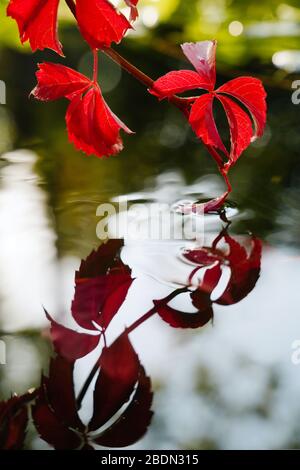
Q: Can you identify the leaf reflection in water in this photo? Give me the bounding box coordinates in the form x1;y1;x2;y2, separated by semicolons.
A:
0;216;262;449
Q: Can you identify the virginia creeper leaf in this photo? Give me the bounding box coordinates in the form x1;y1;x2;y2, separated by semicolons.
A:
189;93;229;156
32;63;92;101
66;86;133;158
7;0;63;55
89;332;141;431
76;0;132;49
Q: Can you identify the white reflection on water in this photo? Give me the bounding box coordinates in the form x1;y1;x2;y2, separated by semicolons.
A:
0;150;58;331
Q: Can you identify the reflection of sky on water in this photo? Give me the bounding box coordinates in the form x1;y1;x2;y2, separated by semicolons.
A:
0;150;58;331
1;155;300;450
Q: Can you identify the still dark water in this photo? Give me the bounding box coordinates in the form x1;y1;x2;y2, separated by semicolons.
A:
0;39;300;449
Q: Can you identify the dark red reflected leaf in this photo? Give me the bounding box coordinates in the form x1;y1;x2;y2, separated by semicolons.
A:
154;293;213;329
32;356;84;450
45;240;133;361
200;263;223;294
89;332;141;431
0;393;33;450
32;381;82;450
216;236;262;305
72;241;133;331
76;239;124;279
94;367;153;448
45;357;84;431
45;309;101;360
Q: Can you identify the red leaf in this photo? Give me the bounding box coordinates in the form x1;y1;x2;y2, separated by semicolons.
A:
149;40;267;191
150;70;212;99
216;94;253;164
72;270;132;331
124;0;139;21
189;94;228;156
94;367;153;448
32;382;82;450
32;356;84;450
7;0;62;55
201;263;222;294
202;191;230;213
0;395;31;450
66;86;132;158
76;0;132;49
89;332;142;431
45;309;101;360
45;357;84;431
32;63;92;101
181;41;217;91
44;240;133;361
217;77;267;138
216;236;262;305
77;240;124;279
154;294;213;329
72;241;133;330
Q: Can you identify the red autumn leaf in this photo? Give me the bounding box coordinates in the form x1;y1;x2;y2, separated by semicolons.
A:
72;240;133;330
181;41;217;90
32;63;92;101
94;368;152;448
150;70;212;99
77;239;124;278
90;332;153;447
216;236;262;305
32;357;84;450
7;0;63;55
184;229;262;307
216;94;253;165
124;0;139;21
45;309;101;360
44;357;84;431
33;63;133;158
66;86;133;158
45;240;133;360
33;339;152;449
0;393;33;450
89;332;141;431
189;93;228;157
76;0;132;49
217;77;267;138
154;297;213;329
150;41;267;166
153;287;213;329
200;262;223;294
